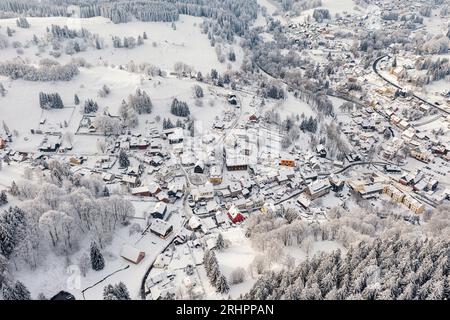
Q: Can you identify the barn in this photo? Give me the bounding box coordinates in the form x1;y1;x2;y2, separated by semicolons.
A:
120;244;145;264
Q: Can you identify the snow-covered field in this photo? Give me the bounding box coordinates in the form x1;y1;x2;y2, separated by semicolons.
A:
0;15;241;74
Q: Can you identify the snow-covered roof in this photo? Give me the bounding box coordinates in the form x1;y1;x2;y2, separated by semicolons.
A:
188;216;202;230
152;202;167;214
120;244;144;263
150;219;173;236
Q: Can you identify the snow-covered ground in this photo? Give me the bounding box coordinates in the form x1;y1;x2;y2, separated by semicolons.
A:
14;202;185;300
209;227;345;299
0;15;241;74
291;0;360;24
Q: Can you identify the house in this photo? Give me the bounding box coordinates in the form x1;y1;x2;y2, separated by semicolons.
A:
361;120;375;131
102;172;115;182
410;148;432;163
329;175;345;192
188;216;202;230
148;156;164;167
148;182;162;196
206;200;219;213
39;141;61;152
228;94;238;105
205;237;218;250
168;127;184;144
215;211;228;226
50;291;76;300
168;181;184;197
346;153;361;163
69;157;83;166
150;202;167;219
384;165;401;173
227;205;245;223
131;186;152;197
130;137;149;150
390;66;406;79
358;183;384;199
120;244;145;264
226;156;248;171
194;183;214;201
427;179;438;191
297;193;311;208
249;114;259;122
127;164;143;176
150;284;176;300
209;165;222;184
194;161;205;174
398;119;410;130
153;253;171;268
150;219;173;239
228;182;243;197
234;198;249;210
157;192;170;203
306;179;331;200
316;144;327;158
402;195;425;214
383;185;405;203
279;157;296;167
402;128;416;141
333;160;344;168
276;172;289;184
213;121;225;130
122;175;138;187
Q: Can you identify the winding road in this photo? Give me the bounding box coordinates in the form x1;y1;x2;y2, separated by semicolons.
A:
372;55;450;115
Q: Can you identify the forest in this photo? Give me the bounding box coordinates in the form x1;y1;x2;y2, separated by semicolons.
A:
0;159;135;299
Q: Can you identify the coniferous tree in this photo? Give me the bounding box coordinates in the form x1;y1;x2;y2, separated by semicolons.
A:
103;282;130;300
16;18;30;29
102;186;110;197
216;233;225;251
0;206;25;259
39;92;64;109
12;281;31;300
84;99;98;113
0;83;6;97
216;274;229;294
10;181;19;197
90;242;105;271
196;71;203;82
118;150;130;168
210;69;218;80
0;191;8;206
170;98;190;117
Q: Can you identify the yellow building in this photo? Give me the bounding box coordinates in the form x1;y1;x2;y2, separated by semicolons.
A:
383;185;405;203
403;196;425;214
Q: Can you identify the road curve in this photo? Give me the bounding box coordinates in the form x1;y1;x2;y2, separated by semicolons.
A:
372;55;450;115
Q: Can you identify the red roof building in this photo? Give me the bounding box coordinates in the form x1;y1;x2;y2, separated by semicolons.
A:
227;205;245;223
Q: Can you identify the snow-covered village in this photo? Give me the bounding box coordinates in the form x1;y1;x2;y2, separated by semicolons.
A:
0;0;449;302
